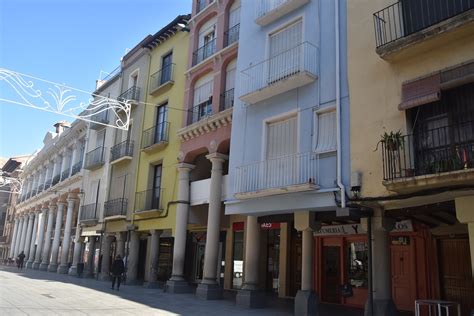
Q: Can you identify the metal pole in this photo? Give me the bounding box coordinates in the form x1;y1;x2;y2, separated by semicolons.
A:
368;216;374;316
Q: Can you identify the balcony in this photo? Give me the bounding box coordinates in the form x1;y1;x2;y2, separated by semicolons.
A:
234;151;320;199
135;189;164;212
118;86;140;104
220;88;235;111
190;175;229;206
83;147;105;170
381;122;474;193
374;0;474;59
224;24;240;47
110;140;134;164
142;122;170;153
71;161;82;176
240;42;318;105
189;99;213;124
37;184;44;194
89;109;109;130
80;203;99;225
52;174;60;186
192;38;217;66
104;198;128;218
256;0;310;26
61;169;70;181
149;64;175;95
44;180;52;190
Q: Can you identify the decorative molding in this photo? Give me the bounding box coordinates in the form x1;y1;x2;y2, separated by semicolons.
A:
177;108;232;142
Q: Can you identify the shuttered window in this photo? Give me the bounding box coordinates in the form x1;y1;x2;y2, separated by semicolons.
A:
315;110;337;154
226;60;237;91
193;73;214;106
266;116;298;159
229;2;240;28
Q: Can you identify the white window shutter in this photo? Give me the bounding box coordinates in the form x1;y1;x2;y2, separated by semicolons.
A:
315;110;337;153
266;116;297;159
194;73;214;106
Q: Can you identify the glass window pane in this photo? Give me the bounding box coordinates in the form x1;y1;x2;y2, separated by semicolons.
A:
346;241;368;288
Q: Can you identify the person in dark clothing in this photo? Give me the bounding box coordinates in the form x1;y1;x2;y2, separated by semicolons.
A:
111;254;125;291
17;251;26;270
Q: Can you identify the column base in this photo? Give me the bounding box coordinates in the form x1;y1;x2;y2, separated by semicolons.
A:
26;261;34;269
32;261;41;270
165;279;194;294
364;299;399;316
68;265;78;276
47;264;58;272
39;262;49;271
57;264;69;274
195;283;223;300
294;290;320;316
236;289;266;308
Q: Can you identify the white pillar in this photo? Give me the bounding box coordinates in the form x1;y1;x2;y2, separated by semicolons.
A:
39;204;56;270
116;232;126;257
167;163;194;293
48;201;65;272
127;231;140;283
68;236;84;275
9;219;20;258
23;213;35;261
13;216;24;257
18;215;28;256
33;207;47;269
147;230;161;287
196;153;226;300
26;211;39;269
100;235;114;280
58;197;76;274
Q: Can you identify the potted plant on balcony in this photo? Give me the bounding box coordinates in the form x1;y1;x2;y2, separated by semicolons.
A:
375;130;404;151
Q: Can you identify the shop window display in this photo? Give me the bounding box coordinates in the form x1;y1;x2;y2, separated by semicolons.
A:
346;241;368;288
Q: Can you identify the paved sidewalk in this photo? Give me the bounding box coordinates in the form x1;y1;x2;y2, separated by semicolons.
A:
0;266;363;315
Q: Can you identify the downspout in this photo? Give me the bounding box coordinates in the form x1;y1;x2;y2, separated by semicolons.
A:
335;0;346;208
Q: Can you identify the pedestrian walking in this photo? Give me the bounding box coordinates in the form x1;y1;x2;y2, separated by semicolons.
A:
111;254;125;291
17;251;26;270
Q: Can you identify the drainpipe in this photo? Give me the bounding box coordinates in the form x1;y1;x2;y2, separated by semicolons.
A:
335;0;346;208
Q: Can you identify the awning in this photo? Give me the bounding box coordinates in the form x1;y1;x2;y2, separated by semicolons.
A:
399;73;441;110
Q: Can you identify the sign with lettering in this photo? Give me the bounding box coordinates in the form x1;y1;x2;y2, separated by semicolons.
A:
314;220;413;236
260;223;281;230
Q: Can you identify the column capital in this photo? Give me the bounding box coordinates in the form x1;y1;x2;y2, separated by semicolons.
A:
176;163;195;173
206;153;228;163
150;229;162;236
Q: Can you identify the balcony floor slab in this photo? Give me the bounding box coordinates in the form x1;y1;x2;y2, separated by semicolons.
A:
235;183;319;200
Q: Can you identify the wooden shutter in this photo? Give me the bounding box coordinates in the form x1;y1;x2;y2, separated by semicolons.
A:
399;73;440;110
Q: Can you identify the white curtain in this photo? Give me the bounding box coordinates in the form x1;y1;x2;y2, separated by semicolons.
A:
315;110;337;153
194;74;214;106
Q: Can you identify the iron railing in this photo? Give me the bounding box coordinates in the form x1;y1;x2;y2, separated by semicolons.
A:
102;66;121;82
84;147;105;169
90;110;109;126
71;161;82;176
44;180;52;190
118;86;140;102
135;189;164;212
235;151;319;194
61;169;70;181
37;184;44;194
381;122;474;181
52;174;60;186
256;0;293;18
240;42;318;98
110;140;134;162
142;122;170;149
80;203;99;221
150;64;175;92
373;0;474;48
104;198;128;217
220;88;235;111
224;23;240;47
189;99;213;124
30;186;37;197
192;38;217;66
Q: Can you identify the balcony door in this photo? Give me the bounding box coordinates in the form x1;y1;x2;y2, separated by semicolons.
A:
155;104;167;143
152;164;162;210
160;53;173;85
268;20;302;84
265;115;298;188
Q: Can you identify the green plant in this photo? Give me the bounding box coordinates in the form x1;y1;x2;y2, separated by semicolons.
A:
375;130;404;151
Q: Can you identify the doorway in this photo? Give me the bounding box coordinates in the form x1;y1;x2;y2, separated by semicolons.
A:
266;229;280;293
322;246;341;303
391;242;415;311
137;238;147;281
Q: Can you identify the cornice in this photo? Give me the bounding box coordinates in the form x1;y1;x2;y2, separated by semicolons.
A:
177;107;232;142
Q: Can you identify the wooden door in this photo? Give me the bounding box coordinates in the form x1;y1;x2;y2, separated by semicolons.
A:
322;246;341;303
391;244;415;311
438;238;474;315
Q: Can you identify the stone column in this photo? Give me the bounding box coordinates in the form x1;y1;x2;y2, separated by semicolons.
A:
13;216;24;257
166;163;195;293
23;213;35;262
456;196;474;278
68;236;84;275
100;235;114;281
17;216;28;256
48;201;65;272
33;207;48;269
146;230;161;288
58;197;76;274
85;237;96;278
40;204;56;270
9;219;20;258
196;153;226;300
126;231;140;284
26;211;39;269
116;232;126;258
236;216;265;308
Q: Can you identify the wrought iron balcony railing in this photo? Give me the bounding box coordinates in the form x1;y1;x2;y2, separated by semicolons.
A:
90;110;109;127
142;122;170;149
104;198;128;217
71;161;82;176
84;147;105;170
80;203;99;222
373;0;474;48
118;86;140;102
52;174;60;186
235;151;319;194
61;169;70;181
189;99;213;124
224;23;240;47
44;180;52;190
240;42;318;100
150;64;175;92
102;66;121;82
135;189;164;212
220;88;235;111
110;140;134;162
37;184;44;193
381;122;474;181
192;38;217;66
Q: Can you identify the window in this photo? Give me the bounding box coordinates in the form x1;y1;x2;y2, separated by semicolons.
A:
152;165;162;209
314;109;337;154
345;241;368;288
266;116;297;159
155;104;168;143
161;53;173;85
192;74;213;122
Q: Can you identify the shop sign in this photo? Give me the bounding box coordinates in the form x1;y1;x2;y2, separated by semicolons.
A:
314;220;414;236
260;222;281;230
392;220;413;232
232;222;244;231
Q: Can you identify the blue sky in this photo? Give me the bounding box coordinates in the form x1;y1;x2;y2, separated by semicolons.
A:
0;0;190;158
